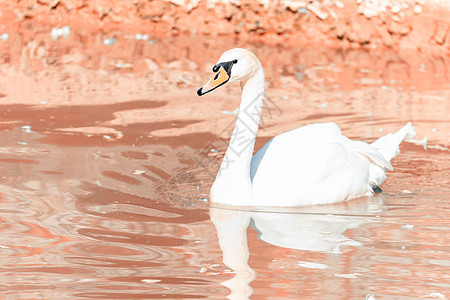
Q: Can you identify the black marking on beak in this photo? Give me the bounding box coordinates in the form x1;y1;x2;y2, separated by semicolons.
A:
212;60;234;77
214;70;221;81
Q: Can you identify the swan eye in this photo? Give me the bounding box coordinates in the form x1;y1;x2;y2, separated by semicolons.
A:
232;59;238;64
212;65;219;72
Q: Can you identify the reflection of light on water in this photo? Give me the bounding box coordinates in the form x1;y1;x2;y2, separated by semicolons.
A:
297;261;328;269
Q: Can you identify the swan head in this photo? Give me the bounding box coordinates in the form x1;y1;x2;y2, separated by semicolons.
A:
197;48;260;96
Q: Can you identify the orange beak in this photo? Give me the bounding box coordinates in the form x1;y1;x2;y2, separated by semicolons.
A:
197;65;230;96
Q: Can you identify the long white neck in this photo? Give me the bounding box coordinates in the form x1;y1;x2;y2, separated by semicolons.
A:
211;67;265;204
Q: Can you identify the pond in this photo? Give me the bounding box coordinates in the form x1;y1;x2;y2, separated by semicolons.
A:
0;30;449;299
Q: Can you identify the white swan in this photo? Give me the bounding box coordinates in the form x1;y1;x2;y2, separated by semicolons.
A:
197;48;411;207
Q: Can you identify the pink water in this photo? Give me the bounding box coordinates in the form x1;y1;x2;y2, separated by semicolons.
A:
0;30;449;299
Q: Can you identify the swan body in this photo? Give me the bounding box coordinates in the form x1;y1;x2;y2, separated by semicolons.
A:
197;48;411;207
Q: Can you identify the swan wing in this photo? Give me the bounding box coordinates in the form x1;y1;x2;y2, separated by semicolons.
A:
250;122;342;181
250;122;386;206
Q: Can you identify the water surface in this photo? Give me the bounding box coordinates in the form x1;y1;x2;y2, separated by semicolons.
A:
0;30;449;299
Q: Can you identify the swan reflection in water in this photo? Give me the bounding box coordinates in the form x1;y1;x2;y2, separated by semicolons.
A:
209;196;385;300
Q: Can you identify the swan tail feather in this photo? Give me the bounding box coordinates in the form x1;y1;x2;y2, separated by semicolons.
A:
342;138;393;171
371;122;412;163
